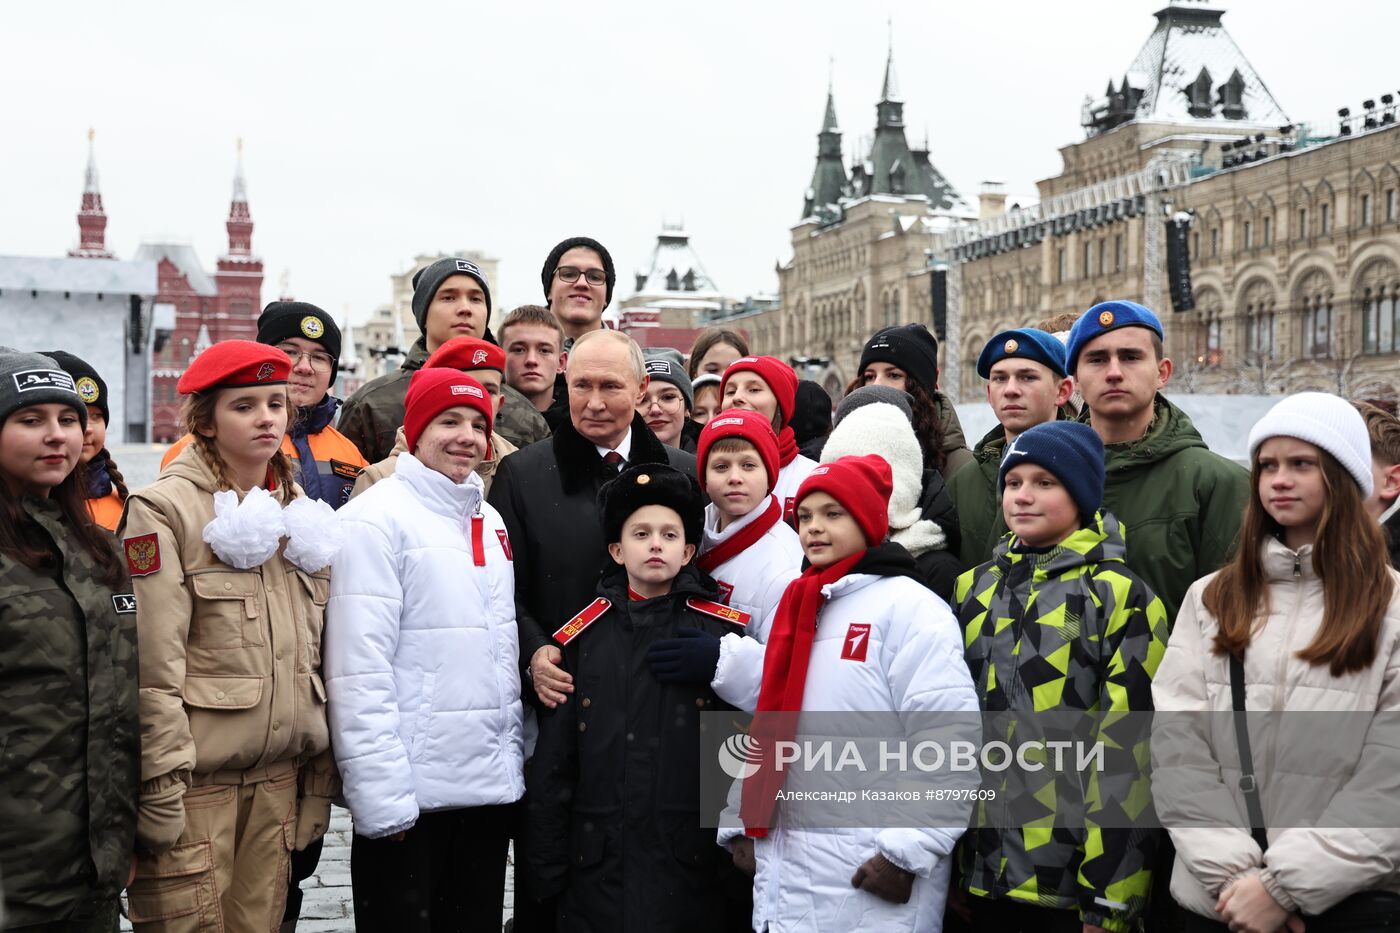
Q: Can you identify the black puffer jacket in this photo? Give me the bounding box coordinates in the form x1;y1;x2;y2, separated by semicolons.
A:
911;468;963;603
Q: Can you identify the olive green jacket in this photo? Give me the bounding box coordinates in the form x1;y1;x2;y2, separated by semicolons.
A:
947;423;1008;572
1087;394;1249;622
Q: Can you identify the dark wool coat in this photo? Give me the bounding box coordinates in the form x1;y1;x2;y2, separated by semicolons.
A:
487;412;696;676
527;565;743;932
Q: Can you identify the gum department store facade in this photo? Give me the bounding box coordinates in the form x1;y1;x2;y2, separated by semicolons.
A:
731;1;1400;403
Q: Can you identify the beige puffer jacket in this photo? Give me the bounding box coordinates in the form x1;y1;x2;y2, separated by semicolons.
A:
1152;536;1400;919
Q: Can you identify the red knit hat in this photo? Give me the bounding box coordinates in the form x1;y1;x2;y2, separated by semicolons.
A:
794;454;893;546
696;409;781;495
423;336;505;373
403;369;494;453
721;356;797;425
177;340;291;394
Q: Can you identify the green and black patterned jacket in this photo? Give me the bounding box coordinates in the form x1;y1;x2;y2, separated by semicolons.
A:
0;498;139;926
954;512;1168;933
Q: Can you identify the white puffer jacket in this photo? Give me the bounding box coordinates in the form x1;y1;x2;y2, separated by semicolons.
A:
324;453;524;839
713;572;980;933
699;496;803;640
1152;537;1400;919
773;454;818;520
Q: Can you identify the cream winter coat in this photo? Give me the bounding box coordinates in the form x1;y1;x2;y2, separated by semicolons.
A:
1152;536;1400;919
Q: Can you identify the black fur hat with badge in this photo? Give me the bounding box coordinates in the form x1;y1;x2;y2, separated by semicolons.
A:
598;463;705;545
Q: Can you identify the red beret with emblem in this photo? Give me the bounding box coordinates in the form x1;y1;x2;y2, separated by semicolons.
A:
424;336;505;374
177;340;291;395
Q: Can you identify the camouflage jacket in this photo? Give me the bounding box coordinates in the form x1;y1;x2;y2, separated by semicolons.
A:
0;498;139;926
338;337;549;463
954;513;1168;933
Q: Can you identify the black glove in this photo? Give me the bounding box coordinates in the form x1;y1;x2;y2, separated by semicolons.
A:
647;627;721;684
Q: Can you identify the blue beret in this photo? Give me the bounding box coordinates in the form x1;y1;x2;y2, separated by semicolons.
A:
976;328;1068;379
1066;300;1164;375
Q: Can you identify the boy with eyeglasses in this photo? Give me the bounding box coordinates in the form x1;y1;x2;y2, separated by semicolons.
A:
159;301;369;512
540;236;616;432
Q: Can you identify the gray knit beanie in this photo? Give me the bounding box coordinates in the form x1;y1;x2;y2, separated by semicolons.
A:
0;347;87;430
834;384;914;427
643;348;693;409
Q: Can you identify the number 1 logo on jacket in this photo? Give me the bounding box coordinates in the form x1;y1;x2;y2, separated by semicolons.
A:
841;623;871;662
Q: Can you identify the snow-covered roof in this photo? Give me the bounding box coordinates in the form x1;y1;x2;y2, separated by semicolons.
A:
630;228;721;298
1086;2;1288;135
0;255;157;296
134;242;219;296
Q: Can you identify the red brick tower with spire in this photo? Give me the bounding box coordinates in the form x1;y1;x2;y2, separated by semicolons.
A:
71;128;114;259
213;137;263;341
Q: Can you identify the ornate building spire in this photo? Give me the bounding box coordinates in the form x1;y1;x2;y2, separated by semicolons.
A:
71;128;114;259
879;22;901;104
225;137;253;257
804;66;849;219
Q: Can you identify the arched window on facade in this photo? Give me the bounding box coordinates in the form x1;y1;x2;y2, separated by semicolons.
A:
1360;259;1400;355
1296;270;1334;358
1240;279;1276;358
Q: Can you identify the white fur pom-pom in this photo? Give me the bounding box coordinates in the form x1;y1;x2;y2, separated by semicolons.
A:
202;487;287;569
282;496;345;573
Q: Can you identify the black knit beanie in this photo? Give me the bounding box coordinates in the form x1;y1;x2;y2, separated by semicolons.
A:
541;236;616;309
42;350;108;424
257;301;343;384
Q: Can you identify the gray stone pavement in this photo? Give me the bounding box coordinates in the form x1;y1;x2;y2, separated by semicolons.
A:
123;807;516;932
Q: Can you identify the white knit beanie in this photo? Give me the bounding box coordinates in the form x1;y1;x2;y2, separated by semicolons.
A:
821;401;924;529
1246;392;1374;496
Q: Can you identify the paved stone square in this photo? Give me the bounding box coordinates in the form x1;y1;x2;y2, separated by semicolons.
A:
123;806;517;932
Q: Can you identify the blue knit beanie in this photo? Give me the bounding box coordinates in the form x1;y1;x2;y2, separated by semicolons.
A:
998;421;1105;520
1065;300;1164;375
977;328;1069;379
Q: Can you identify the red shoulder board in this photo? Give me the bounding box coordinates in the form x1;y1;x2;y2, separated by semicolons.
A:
687;598;749;629
553;597;611;646
124;533;162;577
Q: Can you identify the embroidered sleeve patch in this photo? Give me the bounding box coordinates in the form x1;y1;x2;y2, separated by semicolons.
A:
124;533;162;577
687;597;749;629
330;459;363;480
112;593;138;613
554;597;611;646
715;581;734;605
495;528;513;561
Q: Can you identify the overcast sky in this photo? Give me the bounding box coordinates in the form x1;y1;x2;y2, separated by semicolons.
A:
5;1;1396;328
